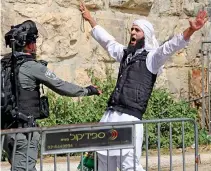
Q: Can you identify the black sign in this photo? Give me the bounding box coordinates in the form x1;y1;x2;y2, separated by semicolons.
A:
44;127;132;153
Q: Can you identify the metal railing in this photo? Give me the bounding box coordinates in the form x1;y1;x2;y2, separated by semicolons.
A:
1;118;199;171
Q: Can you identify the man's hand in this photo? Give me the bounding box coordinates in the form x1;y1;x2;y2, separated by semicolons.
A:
80;2;92;21
79;1;97;28
183;10;209;40
189;10;208;31
86;85;102;96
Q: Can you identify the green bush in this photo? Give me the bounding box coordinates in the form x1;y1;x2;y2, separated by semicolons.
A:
37;69;209;148
144;89;198;148
198;128;211;145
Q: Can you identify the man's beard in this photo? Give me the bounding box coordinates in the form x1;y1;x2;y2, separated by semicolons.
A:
126;38;145;56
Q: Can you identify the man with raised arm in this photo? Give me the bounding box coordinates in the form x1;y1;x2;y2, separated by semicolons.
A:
80;3;208;171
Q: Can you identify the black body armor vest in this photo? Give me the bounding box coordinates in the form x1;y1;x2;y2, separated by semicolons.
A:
108;50;157;120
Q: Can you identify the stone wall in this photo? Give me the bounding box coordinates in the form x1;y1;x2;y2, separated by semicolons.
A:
1;0;211;99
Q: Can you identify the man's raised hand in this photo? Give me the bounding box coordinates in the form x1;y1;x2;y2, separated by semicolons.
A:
189;10;208;31
80;1;91;21
79;1;97;28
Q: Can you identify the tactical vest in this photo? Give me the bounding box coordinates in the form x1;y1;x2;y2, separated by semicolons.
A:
17;56;41;119
18;85;40;119
108;50;157;120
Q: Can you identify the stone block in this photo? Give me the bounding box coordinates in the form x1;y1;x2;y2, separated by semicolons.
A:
157;67;191;99
55;0;104;9
109;0;153;14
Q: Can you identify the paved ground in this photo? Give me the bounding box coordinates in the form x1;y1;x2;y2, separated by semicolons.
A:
1;152;211;171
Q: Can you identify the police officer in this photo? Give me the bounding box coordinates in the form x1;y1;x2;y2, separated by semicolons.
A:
2;20;101;171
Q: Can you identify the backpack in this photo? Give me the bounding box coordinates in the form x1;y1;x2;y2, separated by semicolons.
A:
1;54;14;114
1;54;50;123
1;54;34;115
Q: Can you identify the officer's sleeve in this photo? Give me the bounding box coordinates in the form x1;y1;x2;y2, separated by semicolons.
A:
29;62;88;97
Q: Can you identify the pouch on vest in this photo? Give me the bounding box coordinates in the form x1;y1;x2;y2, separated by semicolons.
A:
40;95;49;119
38;60;50;119
39;83;49;119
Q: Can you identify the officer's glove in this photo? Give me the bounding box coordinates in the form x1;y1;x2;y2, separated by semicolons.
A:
86;85;101;96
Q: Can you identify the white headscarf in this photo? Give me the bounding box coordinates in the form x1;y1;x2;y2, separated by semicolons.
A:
133;19;159;51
